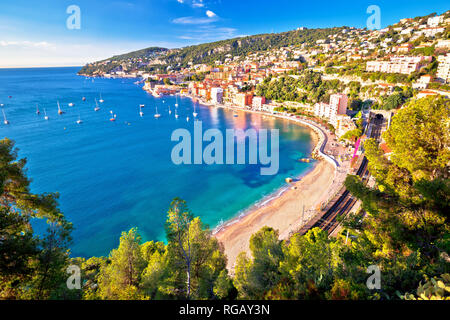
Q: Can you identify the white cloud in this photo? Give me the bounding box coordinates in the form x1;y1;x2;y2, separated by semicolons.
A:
172;16;214;24
173;10;219;25
206;10;216;18
192;0;205;8
0;40;54;49
178;26;238;42
176;0;205;8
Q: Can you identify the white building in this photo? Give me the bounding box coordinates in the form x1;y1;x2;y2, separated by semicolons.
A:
427;16;444;27
314;102;331;119
400;28;413;35
437;54;450;84
417;27;445;37
329;94;348;128
252;96;266;110
366;56;432;75
260;104;277;113
412;75;433;90
313;94;356;137
436;40;450;49
210;87;224;104
314;93;348;126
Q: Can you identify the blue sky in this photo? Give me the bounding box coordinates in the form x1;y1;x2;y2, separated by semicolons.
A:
0;0;448;67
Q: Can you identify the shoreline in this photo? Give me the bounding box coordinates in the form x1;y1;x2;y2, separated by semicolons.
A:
215;160;335;272
211;160;319;236
176;93;342;272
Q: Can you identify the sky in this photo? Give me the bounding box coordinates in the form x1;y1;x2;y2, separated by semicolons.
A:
0;0;448;67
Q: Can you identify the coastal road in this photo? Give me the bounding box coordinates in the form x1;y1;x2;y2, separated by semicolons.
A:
302;115;384;235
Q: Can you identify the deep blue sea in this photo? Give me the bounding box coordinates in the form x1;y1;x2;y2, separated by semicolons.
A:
0;67;315;257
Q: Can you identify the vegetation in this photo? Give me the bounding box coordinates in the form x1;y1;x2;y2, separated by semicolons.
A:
79;47;168;76
402;274;450;300
340;128;363;143
256;71;347;104
73;199;235;300
0;138;73;299
79;28;347;76
371;86;413;111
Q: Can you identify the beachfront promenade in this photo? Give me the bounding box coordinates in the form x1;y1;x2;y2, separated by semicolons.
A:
275;114;340;169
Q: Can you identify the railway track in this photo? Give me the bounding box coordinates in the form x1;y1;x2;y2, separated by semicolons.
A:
305;117;383;235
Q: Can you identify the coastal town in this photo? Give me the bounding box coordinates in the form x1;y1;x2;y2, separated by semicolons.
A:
81;11;449;145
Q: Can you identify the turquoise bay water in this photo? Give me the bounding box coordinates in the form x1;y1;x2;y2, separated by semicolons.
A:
0;67;315;257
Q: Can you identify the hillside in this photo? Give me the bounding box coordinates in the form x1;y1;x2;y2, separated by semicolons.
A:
78;27;347;76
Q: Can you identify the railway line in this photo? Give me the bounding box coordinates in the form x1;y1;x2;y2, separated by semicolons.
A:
305;116;384;235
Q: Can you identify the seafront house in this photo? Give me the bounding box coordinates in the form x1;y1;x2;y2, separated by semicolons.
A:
313;93;356;137
234;93;254;109
252;97;266;111
211;87;224;104
314;93;347;120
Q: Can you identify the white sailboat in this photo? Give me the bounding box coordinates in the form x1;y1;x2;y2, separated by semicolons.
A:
109;111;117;122
2;108;9;125
154;106;161;118
99;94;104;103
44;108;49;120
168;105;172;115
139;105;144;117
68;102;74;107
175;107;179;119
57;101;64;115
94;99;100;112
193;102;198;118
175;95;179;107
76;113;83;124
186;116;190;122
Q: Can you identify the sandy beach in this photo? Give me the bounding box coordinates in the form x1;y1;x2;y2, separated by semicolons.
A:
215;160;336;271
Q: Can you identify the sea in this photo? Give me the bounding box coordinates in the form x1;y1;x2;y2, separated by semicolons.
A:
0;67;315;258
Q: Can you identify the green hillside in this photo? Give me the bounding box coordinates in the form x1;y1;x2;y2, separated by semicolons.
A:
79;27;347;75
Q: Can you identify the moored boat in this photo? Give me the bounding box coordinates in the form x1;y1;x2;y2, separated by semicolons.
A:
57;101;65;115
154;106;161;118
2;108;9;125
94;99;100;111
